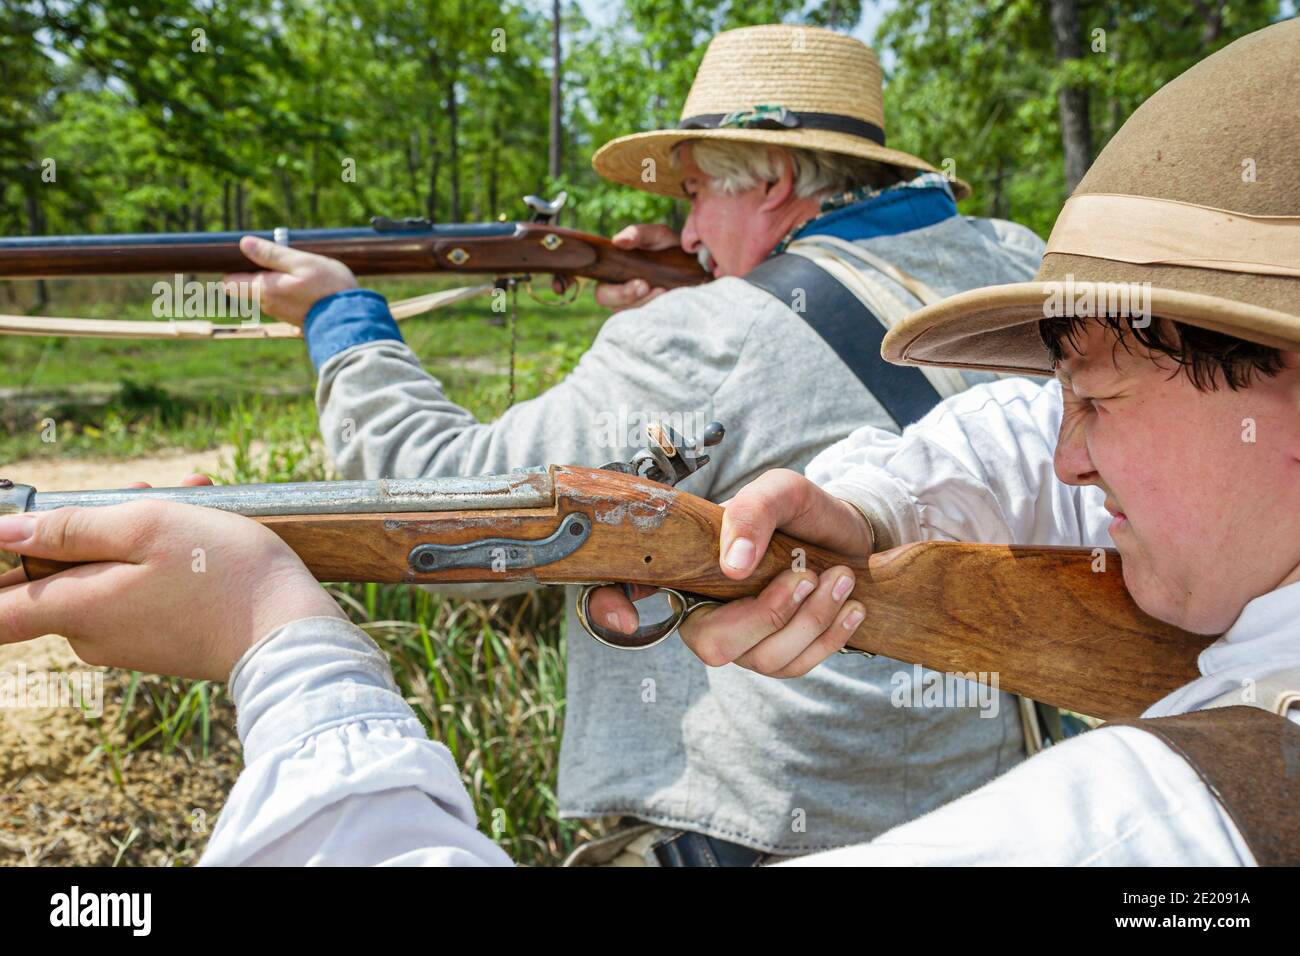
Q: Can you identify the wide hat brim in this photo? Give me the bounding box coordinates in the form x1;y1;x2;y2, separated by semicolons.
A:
593;126;972;201
881;281;1300;377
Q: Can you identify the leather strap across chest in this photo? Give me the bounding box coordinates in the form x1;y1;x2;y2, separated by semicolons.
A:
744;252;943;428
1105;705;1300;865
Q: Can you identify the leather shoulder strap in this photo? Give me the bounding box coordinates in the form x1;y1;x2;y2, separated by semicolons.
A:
744;253;942;428
1106;706;1300;866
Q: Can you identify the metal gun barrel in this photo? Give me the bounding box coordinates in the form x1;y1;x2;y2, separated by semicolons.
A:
0;474;554;518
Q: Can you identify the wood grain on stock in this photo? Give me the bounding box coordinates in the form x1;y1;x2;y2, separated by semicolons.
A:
0;227;707;289
750;534;1209;720
20;465;1208;719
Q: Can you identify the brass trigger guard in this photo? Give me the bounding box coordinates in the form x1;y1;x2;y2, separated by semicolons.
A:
576;583;721;650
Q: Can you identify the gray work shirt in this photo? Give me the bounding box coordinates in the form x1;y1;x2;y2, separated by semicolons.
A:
314;213;1045;854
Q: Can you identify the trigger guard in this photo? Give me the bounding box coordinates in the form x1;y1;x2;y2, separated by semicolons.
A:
576;584;686;650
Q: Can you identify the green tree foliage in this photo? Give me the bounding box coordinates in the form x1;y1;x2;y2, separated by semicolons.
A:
0;0;1290;244
876;0;1283;235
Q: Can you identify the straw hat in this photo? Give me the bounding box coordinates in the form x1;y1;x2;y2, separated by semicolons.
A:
592;24;969;201
881;18;1300;376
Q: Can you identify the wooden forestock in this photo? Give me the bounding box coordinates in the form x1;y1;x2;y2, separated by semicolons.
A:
20;465;1209;719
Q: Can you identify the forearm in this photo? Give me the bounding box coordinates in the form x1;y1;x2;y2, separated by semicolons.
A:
200;616;512;867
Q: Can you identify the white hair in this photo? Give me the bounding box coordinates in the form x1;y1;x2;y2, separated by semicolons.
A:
670;139;899;199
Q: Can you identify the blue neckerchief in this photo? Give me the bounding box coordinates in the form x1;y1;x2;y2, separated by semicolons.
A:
775;172;959;252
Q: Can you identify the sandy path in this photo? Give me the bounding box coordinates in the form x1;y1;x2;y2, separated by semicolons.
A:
6;444;257;492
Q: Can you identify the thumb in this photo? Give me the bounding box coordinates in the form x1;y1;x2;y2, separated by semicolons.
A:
611;224;679;251
717;469;821;579
238;235;302;273
720;471;874;579
0;504;157;566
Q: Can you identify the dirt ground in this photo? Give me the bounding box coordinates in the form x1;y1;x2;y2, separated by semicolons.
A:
0;448;246;867
8;444;239;491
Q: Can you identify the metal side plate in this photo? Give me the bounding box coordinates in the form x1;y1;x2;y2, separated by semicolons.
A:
407;512;590;573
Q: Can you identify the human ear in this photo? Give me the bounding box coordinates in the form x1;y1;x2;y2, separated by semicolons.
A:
759;152;796;212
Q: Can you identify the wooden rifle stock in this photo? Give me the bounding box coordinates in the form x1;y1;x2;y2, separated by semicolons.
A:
20;465;1209;720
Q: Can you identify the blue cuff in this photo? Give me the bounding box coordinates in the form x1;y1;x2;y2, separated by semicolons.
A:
303;289;404;372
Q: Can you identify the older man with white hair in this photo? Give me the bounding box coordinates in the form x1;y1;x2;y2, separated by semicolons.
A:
218;24;1045;865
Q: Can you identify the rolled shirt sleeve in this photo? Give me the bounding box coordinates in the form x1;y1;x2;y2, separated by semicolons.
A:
199;617;512;867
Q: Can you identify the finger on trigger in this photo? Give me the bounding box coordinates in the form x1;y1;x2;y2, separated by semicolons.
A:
584;585;639;635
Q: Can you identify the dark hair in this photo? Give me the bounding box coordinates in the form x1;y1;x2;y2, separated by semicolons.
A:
1037;315;1286;391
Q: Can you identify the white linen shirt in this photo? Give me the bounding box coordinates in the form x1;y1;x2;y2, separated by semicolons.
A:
199;377;1298;866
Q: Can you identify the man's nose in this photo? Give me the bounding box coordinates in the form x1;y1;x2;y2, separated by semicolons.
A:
1053;416;1098;486
680;210;701;253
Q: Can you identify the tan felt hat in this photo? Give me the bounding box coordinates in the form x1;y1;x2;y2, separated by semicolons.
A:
591;24;970;201
881;18;1300;376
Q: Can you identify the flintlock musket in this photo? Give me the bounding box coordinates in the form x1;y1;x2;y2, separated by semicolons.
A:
0;192;707;340
0;192;707;289
0;422;1210;720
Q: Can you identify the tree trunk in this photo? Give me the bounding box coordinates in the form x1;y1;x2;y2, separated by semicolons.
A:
1047;0;1094;194
223;180;232;231
279;169;297;225
549;0;563;182
235;182;246;230
447;76;461;221
309;185;319;227
1192;0;1225;46
488;114;501;217
990;163;1007;220
427;147;441;223
407;130;423;213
